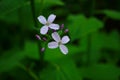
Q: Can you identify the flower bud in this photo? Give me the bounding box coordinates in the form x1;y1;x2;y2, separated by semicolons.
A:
42;37;47;41
60;24;64;29
41;47;45;52
35;34;41;40
64;29;69;33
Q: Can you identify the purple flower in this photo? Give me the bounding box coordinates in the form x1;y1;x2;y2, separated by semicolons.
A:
38;14;60;35
48;32;70;55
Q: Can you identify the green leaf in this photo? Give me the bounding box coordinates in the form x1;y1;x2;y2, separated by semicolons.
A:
24;41;39;60
40;64;58;80
103;10;120;20
35;0;64;16
67;14;87;41
101;30;119;50
0;0;27;16
92;30;119;50
67;14;104;41
56;59;82;80
40;59;82;80
0;10;19;23
43;0;64;7
0;49;25;72
80;64;120;80
45;44;81;61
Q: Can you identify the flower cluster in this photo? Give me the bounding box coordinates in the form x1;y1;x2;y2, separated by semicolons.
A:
36;14;70;55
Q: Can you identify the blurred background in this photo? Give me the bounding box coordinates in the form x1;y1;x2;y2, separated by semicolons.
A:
0;0;120;80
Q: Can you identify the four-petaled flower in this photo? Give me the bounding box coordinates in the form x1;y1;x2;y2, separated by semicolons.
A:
38;14;60;35
48;32;70;54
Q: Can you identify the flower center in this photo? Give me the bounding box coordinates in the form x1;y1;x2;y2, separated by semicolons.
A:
58;41;62;45
46;22;50;26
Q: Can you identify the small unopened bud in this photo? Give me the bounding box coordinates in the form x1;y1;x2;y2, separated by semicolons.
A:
41;47;45;52
64;29;69;33
35;34;41;40
60;24;64;29
42;37;47;41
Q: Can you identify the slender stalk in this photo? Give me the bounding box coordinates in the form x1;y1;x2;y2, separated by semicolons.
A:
39;0;44;14
30;0;44;68
38;0;45;68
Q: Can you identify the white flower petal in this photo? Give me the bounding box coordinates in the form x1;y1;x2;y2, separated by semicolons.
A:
40;26;48;35
48;42;58;49
49;24;60;30
52;32;60;42
38;16;47;24
48;14;56;23
61;36;70;44
59;45;68;55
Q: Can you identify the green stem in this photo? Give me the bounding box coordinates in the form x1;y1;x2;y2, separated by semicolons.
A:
39;0;45;69
30;0;45;68
39;0;44;14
